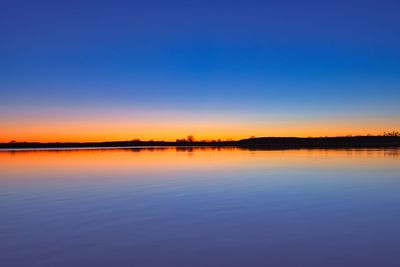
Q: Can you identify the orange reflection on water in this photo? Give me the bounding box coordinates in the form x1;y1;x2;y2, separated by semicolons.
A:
0;148;399;181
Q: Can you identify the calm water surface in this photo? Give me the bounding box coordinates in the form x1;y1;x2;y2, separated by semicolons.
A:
1;148;400;266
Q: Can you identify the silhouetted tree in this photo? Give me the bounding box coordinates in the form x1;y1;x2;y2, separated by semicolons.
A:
187;135;195;142
384;131;400;137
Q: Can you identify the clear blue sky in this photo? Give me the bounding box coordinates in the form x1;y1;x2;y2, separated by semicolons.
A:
1;0;400;141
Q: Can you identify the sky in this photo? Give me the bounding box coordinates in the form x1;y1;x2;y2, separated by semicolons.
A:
1;0;400;142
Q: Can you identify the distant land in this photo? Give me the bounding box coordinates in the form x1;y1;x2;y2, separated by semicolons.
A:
1;136;400;150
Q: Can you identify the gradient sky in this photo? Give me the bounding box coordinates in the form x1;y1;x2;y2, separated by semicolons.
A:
1;0;400;141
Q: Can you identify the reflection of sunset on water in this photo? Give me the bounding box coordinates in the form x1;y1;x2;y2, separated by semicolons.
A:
1;148;399;180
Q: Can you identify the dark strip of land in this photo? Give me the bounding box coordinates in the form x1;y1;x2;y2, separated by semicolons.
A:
1;136;399;150
237;136;400;149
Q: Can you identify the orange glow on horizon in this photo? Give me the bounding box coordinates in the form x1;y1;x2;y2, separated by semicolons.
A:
1;111;399;142
0;124;396;143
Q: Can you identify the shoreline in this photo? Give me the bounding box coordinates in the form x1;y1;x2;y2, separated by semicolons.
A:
1;136;399;151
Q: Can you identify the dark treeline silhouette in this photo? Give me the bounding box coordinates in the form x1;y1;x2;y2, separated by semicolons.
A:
383;131;400;137
1;135;400;149
237;136;400;149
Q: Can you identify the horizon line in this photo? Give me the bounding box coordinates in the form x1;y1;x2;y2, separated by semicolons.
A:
3;132;400;145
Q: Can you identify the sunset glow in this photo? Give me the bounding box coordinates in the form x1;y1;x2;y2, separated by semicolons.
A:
2;1;400;266
1;1;399;142
1;111;399;142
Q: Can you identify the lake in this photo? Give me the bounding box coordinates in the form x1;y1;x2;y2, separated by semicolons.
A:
1;147;399;266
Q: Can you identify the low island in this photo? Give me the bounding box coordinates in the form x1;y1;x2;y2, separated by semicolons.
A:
1;135;400;150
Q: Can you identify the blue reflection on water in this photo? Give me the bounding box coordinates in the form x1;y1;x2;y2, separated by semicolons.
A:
0;148;399;266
